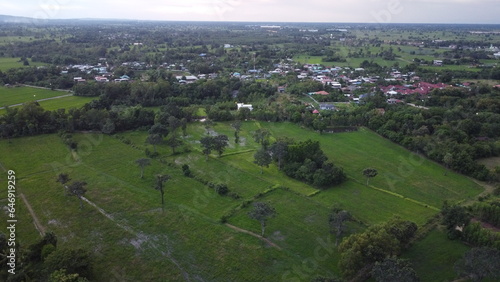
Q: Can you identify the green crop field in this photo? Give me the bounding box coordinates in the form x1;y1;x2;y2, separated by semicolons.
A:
0;121;485;280
0;86;70;107
0;57;48;71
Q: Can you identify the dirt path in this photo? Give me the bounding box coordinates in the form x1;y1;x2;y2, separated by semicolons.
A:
0;93;73;109
20;193;46;236
462;178;496;206
0;162;45;237
80;196;192;281
225;223;282;250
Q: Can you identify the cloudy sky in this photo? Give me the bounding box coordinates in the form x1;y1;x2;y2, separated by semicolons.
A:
1;0;499;24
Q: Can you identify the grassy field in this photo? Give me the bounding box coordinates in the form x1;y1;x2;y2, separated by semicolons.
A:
0;121;485;280
0;86;94;114
0;57;48;71
403;229;470;281
0;86;70;107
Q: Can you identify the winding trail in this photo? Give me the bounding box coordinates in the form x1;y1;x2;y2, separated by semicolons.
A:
225;223;282;250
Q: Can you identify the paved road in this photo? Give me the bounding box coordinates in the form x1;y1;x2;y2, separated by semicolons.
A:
0;93;73;110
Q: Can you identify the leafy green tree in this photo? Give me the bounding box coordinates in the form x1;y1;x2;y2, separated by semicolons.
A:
165;134;182;154
454;247;500;282
231;120;242;143
155;174;170;212
213;135;229;157
135;158;151;178
329;208;352;246
363;168;378;186
146;133;162;153
269;140;288;170
254;148;272;174
248;202;276;237
148;124;169;137
180;118;188;136
253;128;270;148
441;203;471;239
49;269;89;282
200;136;214;160
57;173;71;187
371;257;419;282
45;248;93;280
67;181;87;209
313;118;327;134
443;153;453;175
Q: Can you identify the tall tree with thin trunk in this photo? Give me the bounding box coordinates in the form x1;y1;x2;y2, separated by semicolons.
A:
231;120;242;143
155;174;170;212
165;134;182;154
200;136;214;160
363;168;378;186
248;202;276;237
269;141;288;170
135;158;151;178
443;153;453;176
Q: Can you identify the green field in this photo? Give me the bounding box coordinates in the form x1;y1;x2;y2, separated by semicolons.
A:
0;122;485;280
0;57;48;71
403;229;470;281
0;86;94;114
0;86;70;107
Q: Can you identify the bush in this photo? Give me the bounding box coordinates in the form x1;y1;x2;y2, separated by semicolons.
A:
215;184;229;195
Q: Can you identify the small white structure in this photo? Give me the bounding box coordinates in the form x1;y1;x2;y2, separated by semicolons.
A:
237;103;253;111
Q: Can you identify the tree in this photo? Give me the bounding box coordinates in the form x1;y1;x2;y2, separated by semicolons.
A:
269;140;288;170
155;174;170;212
180;118;188;136
67;181;87;209
149;124;169;137
135;158;151;178
146;133;162;153
213;135;229;157
254;148;272;174
313;118;327;134
371;257;419;282
253;128;270;148
441;203;471;239
57;173;71;187
454;247;500;282
165;134;182;154
443;153;453;176
329;208;352;246
363;168;378;186
231;120;242;143
200;136;214;160
45;248;93;280
339;224;400;279
248;202;276;237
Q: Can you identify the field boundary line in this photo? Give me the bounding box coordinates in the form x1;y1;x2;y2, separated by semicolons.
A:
225;223;282;250
349;177;439;211
80;196;193;281
20;193;46;236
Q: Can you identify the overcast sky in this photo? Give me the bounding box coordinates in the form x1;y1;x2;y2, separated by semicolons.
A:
1;0;499;24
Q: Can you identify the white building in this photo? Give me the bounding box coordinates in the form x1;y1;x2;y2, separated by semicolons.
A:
237;103;253;111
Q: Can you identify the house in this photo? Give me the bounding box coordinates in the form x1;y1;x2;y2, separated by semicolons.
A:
494;52;500;58
237;103;253;111
95;76;108;82
312;109;320;114
277;85;286;93
319;103;336;111
433;60;443;66
311;91;329;96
